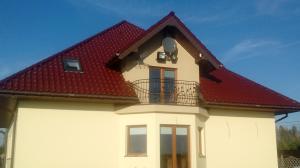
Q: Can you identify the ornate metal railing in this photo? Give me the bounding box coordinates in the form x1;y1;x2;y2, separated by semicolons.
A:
129;79;200;106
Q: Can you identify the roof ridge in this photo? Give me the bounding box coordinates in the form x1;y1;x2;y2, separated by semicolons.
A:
122;20;145;31
223;67;300;106
171;14;223;66
108;11;222;67
0;20;136;84
116;12;175;54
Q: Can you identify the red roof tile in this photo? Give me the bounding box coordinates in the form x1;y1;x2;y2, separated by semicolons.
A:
0;21;144;98
200;68;300;109
0;12;300;111
108;12;222;67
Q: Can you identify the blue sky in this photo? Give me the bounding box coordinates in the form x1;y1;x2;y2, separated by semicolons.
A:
0;0;300;126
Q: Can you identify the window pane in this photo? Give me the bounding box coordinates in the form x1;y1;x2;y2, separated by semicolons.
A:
164;70;175;103
176;127;188;168
63;59;81;71
164;70;175;78
160;127;173;168
128;127;147;154
149;68;161;103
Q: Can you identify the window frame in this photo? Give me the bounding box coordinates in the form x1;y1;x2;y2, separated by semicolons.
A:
160;124;191;168
126;125;147;157
198;127;206;157
149;66;177;103
62;58;83;72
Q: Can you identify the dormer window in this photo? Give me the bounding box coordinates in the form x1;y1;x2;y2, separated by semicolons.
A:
63;58;82;72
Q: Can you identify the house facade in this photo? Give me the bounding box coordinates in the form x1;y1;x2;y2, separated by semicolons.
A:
0;12;300;168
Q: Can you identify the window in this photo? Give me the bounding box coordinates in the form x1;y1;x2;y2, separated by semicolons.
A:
127;125;147;156
63;58;82;72
198;127;205;157
160;125;189;168
149;67;176;103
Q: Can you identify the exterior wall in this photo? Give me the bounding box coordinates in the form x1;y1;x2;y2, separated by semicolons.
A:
118;113;156;168
5;117;15;168
118;112;207;168
196;113;207;168
12;100;207;168
10;99;278;168
205;108;278;168
13;100;119;168
122;34;200;83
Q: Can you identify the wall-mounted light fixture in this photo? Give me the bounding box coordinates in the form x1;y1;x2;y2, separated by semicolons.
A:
157;52;167;62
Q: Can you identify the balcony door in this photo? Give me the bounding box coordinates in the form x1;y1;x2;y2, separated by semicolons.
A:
149;67;176;103
160;125;189;168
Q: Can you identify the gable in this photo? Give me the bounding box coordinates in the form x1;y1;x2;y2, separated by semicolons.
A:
107;12;222;69
122;30;200;83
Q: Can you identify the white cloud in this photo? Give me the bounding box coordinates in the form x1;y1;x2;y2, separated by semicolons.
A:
221;39;300;64
182;14;223;24
0;65;13;80
221;39;280;63
255;0;297;15
68;0;242;25
68;0;168;18
0;61;32;80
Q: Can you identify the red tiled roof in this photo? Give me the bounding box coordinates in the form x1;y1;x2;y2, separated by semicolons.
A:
108;11;222;67
0;12;300;111
0;21;144;98
200;68;300;110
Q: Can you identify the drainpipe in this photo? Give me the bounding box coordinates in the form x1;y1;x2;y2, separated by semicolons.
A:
0;130;6;168
276;113;288;123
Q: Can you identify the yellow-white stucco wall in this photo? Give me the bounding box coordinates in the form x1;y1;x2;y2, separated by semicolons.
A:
122;34;200;83
117;112;206;168
10;100;278;168
5;117;15;168
205;108;278;168
13;100;119;168
11;100;208;168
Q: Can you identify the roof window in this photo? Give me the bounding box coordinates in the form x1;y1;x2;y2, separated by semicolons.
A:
63;58;82;72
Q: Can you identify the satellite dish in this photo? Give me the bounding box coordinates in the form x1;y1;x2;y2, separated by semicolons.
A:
162;36;177;56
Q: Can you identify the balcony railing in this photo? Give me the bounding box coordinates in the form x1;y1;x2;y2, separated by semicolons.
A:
129;79;200;106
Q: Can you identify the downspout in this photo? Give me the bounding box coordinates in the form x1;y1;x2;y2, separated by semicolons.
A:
276;113;288;123
0;130;6;168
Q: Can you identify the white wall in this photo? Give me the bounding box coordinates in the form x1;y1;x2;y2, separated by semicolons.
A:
5;117;15;168
11;100;278;168
122;34;200;83
205;108;278;168
13;100;119;168
118;112;202;168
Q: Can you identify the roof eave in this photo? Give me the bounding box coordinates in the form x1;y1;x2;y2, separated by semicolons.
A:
107;11;222;69
203;101;300;114
0;90;139;104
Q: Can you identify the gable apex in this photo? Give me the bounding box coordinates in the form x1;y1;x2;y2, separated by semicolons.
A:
107;12;223;68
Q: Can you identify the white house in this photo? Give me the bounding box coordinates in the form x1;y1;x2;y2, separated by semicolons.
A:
0;12;299;168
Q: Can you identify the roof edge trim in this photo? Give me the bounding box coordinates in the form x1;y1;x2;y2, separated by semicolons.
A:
0;90;139;103
107;11;222;68
0;20;143;83
204;101;300;113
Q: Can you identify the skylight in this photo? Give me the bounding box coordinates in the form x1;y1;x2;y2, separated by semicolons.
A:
63;58;82;72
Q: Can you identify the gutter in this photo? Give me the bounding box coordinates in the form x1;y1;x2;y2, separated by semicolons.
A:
0;90;139;104
203;101;300;113
275;113;288;123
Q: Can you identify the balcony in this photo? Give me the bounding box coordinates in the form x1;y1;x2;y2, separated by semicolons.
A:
129;79;200;106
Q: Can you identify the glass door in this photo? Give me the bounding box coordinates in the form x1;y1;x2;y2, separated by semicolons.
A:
160;126;189;168
149;67;176;104
163;70;175;103
149;68;161;103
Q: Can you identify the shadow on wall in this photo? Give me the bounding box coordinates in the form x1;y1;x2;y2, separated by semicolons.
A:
18;100;114;112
